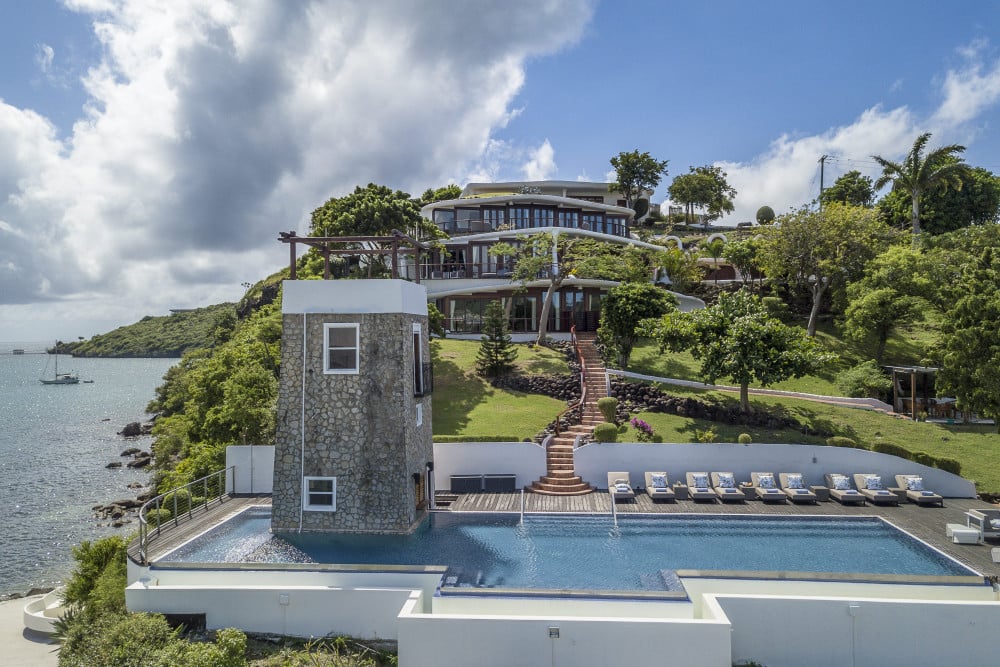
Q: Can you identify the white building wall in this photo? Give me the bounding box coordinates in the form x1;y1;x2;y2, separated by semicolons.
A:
574;443;976;497
432;442;546;491
717;594;1000;667
397;592;732;667
226;445;275;494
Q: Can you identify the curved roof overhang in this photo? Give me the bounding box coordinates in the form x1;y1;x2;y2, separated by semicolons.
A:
420;194;635;219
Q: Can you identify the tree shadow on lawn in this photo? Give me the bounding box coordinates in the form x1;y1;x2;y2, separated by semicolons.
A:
430;344;491;435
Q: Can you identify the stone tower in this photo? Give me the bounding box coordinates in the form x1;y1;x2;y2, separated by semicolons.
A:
271;279;434;533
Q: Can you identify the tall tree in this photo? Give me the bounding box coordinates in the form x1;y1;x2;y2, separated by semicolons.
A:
609;150;669;208
668;166;736;229
639;290;833;413
723;239;761;290
820;170;875;208
701;237;726;285
418;184;462;206
597;282;676;369
757;203;896;336
310;183;443;276
936;249;1000;431
476;301;518;379
491;234;651;344
872;132;969;245
877;166;1000;235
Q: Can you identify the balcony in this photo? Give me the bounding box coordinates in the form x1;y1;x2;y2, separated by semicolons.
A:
433;218;629;239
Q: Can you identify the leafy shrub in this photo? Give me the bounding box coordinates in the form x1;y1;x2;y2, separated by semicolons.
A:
145;508;172;527
737;433;752;444
761;296;790;322
629;417;655;443
597;397;619;423
835;361;892;399
63;536;128;611
872;440;908;458
694;427;717;443
826;436;865;449
935;457;962;475
592;422;618;443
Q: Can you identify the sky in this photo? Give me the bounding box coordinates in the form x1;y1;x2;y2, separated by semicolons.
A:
2;0;1000;342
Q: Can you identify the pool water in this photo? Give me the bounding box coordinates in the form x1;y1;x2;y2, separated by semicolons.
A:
161;508;977;592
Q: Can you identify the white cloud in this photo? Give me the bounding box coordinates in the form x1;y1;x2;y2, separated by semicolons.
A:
35;44;55;73
712;43;1000;224
0;0;594;339
521;139;556;181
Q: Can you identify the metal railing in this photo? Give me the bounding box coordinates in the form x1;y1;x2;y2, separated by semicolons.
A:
553;325;586;436
136;466;233;564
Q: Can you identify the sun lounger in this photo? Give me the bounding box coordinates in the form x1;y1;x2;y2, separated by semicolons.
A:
685;472;718;502
894;475;944;507
750;472;787;503
965;508;1000;540
778;473;817;504
824;473;866;505
710;472;746;502
608;472;635;502
853;474;900;506
644;472;676;502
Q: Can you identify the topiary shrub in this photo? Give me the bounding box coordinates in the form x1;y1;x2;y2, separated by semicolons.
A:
592;422;618;443
694;427;717;443
597;397;619;423
826;436;865;449
935;457;961;475
911;451;935;467
871;440;909;458
737;433;752;444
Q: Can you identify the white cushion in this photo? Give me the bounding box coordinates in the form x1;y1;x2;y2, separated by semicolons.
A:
717;473;735;488
786;474;804;489
990;519;1000;530
864;475;882;490
615;483;631;493
692;474;709;488
757;475;775;489
651;474;668;489
905;476;924;491
831;475;851;491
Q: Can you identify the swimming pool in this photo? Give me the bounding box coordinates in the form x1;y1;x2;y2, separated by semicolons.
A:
160;508;978;592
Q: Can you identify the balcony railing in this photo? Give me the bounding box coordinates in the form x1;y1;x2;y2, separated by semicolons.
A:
433;218;629;238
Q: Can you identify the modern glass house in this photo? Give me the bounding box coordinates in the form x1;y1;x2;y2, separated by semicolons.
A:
412;181;699;336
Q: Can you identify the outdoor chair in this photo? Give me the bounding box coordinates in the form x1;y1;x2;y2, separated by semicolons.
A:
607;472;635;502
644;472;676;502
853;474;900;506
778;473;817;504
894;475;944;507
711;472;746;502
750;472;787;503
825;473;866;505
685;472;718;502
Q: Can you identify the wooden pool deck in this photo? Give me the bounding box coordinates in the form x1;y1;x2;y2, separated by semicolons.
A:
132;492;1000;578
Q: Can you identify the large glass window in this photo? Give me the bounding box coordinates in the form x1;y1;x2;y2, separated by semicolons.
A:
557;210;579;229
532;207;554;228
323;323;359;374
509;207;530;230
483;208;505;231
433;209;455;233
581;213;602;231
455;208;478;232
606;215;625;236
303;477;336;511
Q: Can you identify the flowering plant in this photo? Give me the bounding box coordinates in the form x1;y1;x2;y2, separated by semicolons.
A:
630;417;655;443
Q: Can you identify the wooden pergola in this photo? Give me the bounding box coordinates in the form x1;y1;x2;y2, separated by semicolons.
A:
277;230;432;282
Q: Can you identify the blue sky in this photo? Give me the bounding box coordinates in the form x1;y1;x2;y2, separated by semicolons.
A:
2;0;1000;341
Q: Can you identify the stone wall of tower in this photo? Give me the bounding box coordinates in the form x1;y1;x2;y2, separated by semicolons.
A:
271;280;433;533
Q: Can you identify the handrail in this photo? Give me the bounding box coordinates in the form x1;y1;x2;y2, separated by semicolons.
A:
136;466;233;564
553;324;587;436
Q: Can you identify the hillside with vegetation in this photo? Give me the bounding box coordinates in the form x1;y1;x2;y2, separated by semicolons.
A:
55;302;237;358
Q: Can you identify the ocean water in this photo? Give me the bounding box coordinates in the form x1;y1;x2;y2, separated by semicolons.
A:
0;342;176;595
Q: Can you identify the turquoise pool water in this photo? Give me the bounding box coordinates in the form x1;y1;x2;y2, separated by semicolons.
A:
161;508;978;592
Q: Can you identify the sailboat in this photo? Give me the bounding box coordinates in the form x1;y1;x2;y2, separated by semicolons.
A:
40;351;80;385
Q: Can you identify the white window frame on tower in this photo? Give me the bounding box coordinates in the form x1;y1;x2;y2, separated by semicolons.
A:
323;323;360;374
303;476;337;511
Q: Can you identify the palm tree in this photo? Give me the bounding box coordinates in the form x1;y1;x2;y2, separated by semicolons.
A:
872;133;968;246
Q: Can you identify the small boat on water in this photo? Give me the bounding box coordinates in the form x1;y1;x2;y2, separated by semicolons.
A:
12;349;25;355
40;352;80;385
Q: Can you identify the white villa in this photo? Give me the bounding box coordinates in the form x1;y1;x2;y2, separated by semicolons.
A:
412;180;701;337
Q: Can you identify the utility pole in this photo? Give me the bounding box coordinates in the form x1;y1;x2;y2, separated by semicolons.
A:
818;154;829;209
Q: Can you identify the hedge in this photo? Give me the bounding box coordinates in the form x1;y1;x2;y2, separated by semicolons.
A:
592;422;619;443
824;438;962;476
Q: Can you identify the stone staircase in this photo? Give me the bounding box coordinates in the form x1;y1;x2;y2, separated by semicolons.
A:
527;332;607;496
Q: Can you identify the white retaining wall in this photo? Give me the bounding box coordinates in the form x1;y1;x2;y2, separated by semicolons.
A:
226;445;275;494
432;441;546;492
397;590;733;667
717;594;1000;667
574;443;977;497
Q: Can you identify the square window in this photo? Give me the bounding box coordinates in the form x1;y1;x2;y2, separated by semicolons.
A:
303;476;336;511
324;323;359;374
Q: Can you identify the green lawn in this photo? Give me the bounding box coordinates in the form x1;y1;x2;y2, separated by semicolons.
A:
431;339;569;440
621;385;1000;493
625;315;943;397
